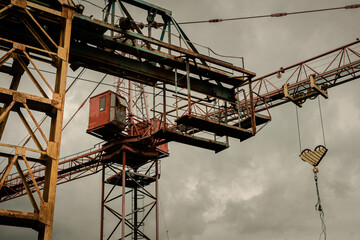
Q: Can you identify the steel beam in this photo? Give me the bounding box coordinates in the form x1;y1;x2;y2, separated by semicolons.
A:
0;58;27;139
0;6;254;102
72;13;255;77
0;209;39;229
0;1;75;239
38;5;74;239
100;144;163;240
70;43;236;102
120;0;172;16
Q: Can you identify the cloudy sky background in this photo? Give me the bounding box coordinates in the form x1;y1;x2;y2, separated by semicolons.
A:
1;0;360;239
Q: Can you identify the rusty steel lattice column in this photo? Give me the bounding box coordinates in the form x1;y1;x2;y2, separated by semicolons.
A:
0;1;74;239
100;147;161;240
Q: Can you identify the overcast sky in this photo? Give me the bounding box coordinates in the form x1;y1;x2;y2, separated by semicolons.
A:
1;0;360;239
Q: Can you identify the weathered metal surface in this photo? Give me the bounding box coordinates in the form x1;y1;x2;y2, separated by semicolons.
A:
0;209;39;229
1;143;106;202
121;0;172;16
0;1;360;239
0;1;75;239
176;114;253;141
0;3;255;102
153;128;228;153
100;147;161;240
245;40;360;113
87;90;127;140
105;170;156;188
70;43;237;102
235;113;271;129
0;138;169;202
0;87;55;115
72;13;254;76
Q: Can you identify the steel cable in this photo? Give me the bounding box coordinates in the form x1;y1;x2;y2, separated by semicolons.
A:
314;172;327;240
0;68;86;166
318;98;327;147
178;5;360;25
295;106;302;152
62;74;108;131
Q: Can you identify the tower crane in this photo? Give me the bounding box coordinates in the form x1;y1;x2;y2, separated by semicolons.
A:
0;0;359;239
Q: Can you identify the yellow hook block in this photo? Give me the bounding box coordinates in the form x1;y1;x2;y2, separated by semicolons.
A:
300;145;328;167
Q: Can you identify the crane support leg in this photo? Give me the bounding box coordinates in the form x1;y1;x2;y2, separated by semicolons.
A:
0;2;74;239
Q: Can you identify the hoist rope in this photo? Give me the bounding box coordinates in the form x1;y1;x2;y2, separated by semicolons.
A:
62;74;108;131
159;196;171;240
295;96;327;153
314;171;327;240
66;68;86;93
295;106;302;152
318;98;327;147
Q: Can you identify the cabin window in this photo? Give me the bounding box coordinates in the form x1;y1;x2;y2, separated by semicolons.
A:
99;97;106;111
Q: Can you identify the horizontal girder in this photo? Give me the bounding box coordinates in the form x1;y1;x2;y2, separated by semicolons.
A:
70;43;237;102
0;2;256;103
245;40;360;113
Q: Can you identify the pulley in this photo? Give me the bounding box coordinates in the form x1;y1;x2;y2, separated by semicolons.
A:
283;74;328;107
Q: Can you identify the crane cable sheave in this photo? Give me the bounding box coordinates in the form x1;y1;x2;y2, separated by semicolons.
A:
283;74;329;107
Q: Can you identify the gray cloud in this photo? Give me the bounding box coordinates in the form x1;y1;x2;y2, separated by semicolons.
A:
1;0;360;239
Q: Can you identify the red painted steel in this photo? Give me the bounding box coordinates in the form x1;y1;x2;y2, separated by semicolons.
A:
88;91;111;131
87;90;127;140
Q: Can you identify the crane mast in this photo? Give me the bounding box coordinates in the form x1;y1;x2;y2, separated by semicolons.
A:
0;0;359;239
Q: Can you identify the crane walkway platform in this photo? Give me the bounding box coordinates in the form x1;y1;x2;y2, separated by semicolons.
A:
175;114;253;141
153;129;228;153
105;171;156;188
234;113;271;129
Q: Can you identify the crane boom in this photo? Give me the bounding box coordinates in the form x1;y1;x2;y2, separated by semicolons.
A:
249;40;360;112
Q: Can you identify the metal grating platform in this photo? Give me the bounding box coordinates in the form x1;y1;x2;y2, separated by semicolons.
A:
102;143;160;168
153;129;228;153
235;113;271;129
86;123;124;141
176;114;253;141
105;171;156;188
